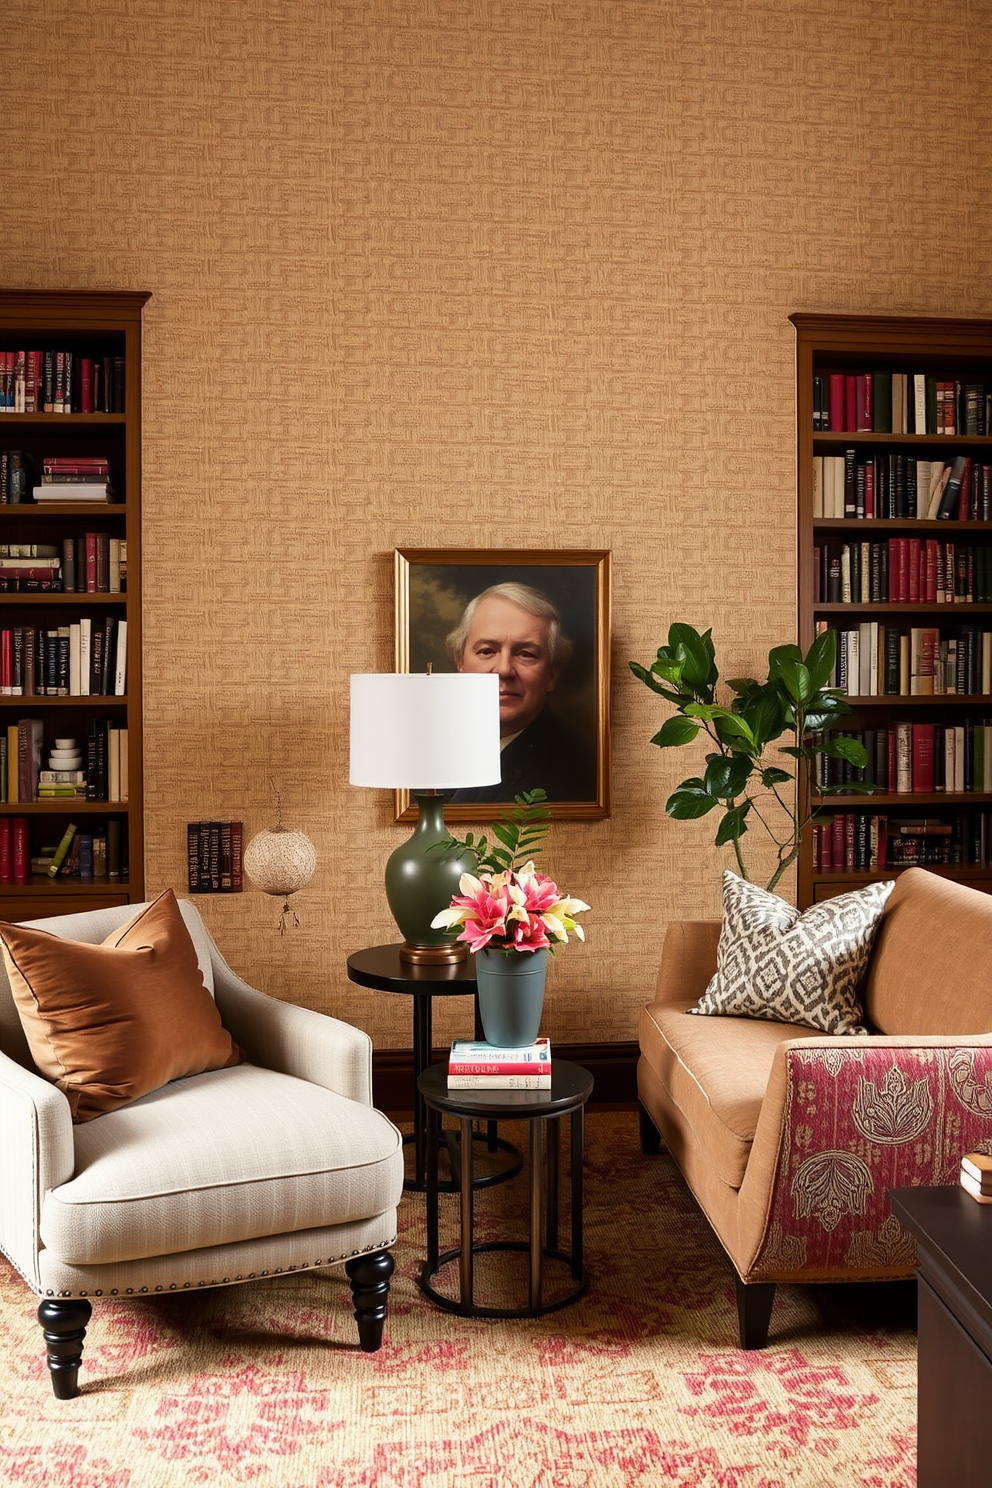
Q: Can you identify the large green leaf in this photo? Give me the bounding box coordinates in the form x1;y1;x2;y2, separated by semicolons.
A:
704;753;754;799
804;629;837;692
713;712;757;750
740;689;788;748
666;784;720;819
761;766;792;786
671;625;715;695
715;803;751;845
650;716;701;748
818;736;868;766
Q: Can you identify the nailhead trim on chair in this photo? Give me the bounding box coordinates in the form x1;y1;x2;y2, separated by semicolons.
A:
40;1233;398;1298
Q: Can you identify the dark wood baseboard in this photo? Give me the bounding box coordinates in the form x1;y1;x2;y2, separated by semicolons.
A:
372;1040;639;1118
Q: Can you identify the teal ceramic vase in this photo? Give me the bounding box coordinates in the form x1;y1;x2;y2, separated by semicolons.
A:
474;947;548;1047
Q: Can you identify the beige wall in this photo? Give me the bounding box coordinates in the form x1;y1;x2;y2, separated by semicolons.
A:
4;1;991;1049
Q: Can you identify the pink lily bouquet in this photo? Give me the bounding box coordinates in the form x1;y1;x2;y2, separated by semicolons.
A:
430;789;590;957
432;862;589;956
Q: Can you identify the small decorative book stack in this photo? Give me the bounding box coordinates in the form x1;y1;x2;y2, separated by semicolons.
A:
959;1151;992;1204
447;1037;551;1090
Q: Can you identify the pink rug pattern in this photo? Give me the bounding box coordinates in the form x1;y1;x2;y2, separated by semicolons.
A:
0;1112;916;1487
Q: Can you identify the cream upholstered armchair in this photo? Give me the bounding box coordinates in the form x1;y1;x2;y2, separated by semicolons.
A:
0;894;405;1399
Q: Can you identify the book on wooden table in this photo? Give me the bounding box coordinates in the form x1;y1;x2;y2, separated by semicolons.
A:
961;1152;992;1190
960;1167;992;1204
447;1071;552;1090
448;1036;551;1076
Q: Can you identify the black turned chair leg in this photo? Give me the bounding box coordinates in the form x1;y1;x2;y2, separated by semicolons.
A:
38;1297;92;1399
638;1102;662;1155
345;1249;394;1352
735;1278;776;1349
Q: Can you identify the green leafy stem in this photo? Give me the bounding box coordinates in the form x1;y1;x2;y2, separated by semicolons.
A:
434;788;553;876
629;625;878;893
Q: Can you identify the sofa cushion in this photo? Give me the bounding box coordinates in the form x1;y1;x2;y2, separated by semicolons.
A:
865;867;992;1034
639;999;797;1188
0;889;242;1122
689;872;893;1035
41;1063;405;1265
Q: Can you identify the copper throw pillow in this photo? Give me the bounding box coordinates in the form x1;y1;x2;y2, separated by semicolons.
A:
1;888;242;1122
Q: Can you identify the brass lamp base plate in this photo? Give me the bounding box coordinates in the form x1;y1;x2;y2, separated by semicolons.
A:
399;942;468;965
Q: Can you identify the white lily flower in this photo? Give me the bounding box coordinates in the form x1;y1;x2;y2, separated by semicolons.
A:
431;907;467;929
457;872;483;896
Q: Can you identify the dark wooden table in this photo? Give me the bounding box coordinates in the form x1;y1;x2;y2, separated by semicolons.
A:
889;1185;992;1488
346;943;521;1192
418;1059;593;1317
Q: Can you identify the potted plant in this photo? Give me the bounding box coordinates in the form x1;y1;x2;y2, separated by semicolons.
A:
629;625;874;893
431;790;590;1046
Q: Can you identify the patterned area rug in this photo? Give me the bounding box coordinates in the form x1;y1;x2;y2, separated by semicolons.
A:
0;1111;916;1487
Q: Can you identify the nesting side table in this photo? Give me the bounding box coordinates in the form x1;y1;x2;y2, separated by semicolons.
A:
417;1059;593;1318
346;944;521;1192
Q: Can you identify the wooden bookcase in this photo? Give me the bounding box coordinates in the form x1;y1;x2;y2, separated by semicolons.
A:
793;313;992;907
0;290;149;919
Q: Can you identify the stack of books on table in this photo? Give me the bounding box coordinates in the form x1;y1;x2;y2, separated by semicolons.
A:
447;1037;551;1089
960;1151;992;1204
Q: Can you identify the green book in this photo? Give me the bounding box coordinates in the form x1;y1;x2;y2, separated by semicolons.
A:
48;822;77;877
872;371;892;433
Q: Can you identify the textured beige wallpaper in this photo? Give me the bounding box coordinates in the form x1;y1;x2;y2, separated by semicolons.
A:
3;0;991;1049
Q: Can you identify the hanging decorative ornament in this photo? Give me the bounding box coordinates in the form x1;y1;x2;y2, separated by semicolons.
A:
243;784;317;934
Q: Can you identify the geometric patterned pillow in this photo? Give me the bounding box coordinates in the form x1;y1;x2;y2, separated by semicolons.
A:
688;871;895;1035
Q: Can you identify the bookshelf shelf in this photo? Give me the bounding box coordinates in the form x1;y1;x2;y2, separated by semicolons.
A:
793;313;992;905
0;290;148;915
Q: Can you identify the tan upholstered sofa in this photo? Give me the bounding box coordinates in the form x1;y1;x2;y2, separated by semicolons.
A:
638;867;992;1348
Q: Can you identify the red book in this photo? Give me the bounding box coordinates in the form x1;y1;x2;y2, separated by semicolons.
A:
864;459;875;518
855;373;873;432
80;358;94;414
0;816;11;882
1;629;10;693
907;538;921;602
888;538;908;602
831;814;845;865
12;816;28;882
924;540;938;603
829;374;846;431
818;823;832;870
845;376;857;433
912;723;935;792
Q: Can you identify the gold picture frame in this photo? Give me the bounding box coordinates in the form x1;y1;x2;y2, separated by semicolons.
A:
394;548;612;822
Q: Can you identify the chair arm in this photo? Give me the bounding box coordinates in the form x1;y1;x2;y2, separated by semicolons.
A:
0;1049;74;1293
739;1034;992;1282
651;920;722;1008
211;958;373;1106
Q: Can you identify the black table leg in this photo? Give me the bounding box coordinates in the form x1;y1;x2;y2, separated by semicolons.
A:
546;1114;561;1251
408;993;433;1190
529;1117;545;1311
426;1104;439;1269
570;1102;584;1280
459;1115;474;1308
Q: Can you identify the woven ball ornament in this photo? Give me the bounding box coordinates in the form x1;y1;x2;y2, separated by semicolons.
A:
243;826;317;933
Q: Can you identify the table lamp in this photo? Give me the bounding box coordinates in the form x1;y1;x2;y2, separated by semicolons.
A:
349;672;501;963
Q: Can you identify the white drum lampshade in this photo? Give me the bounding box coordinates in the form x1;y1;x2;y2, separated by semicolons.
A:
350;672;501;962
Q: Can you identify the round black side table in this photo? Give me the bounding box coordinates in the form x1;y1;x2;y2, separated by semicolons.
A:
346;944;522;1192
417;1059;593;1318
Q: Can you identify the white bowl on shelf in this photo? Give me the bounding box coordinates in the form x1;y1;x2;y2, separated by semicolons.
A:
54;738;77;750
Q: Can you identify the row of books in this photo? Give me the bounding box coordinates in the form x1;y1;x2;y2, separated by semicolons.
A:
1;718;127;803
815;540;992;606
446;1037;551;1089
812;812;992;871
814;722;992;796
0;535;127;594
814;452;991;522
821;620;992;697
812;372;990;436
0;351;125;414
0;620;127;696
186;821;244;893
0;452;115;505
0;816;126;882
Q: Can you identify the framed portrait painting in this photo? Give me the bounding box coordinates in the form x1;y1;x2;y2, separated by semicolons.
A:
395;548;611;822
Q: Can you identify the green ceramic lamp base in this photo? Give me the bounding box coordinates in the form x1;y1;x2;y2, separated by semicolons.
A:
384;793;476;965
